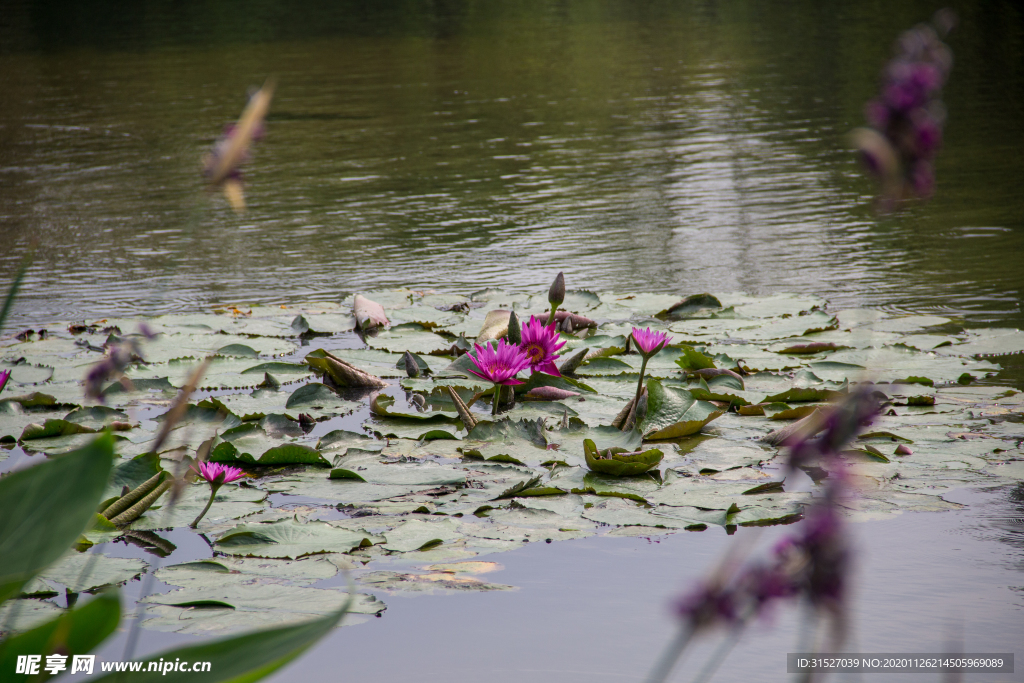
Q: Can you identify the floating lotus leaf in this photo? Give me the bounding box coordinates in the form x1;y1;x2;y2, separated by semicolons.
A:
330;462;465;487
19;418;96;442
637;379;724;440
215;518;371;559
583;438;663;476
383;518;464;552
130;483;267;532
285;383;360;417
761;387;843;403
940;329;1024;358
358;570;515;594
317;429;386;457
0;361;53;385
36;552;147;593
365;323;451;354
370;393;456;422
240;361;312;376
365;420;461;440
63;405;129;429
674;345;716;371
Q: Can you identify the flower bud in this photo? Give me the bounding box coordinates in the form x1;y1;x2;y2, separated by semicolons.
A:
548;272;565;308
403;351;421;378
507;310;522;345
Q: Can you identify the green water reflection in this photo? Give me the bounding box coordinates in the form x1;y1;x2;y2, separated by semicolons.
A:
0;0;1021;327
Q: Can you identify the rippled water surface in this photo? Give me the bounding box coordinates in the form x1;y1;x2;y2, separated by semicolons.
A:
1;0;1022;328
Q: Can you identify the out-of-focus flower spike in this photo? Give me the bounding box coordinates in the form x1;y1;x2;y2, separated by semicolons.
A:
204;79;275;186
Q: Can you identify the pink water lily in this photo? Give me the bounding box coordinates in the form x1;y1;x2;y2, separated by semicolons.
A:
0;369;10;395
631;327;671;358
467;339;530;415
189;461;245;528
628;327;671;417
520;316;566;376
191;460;245;484
467;339;530;386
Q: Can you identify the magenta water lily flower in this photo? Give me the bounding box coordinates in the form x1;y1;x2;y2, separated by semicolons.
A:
189;461;245;528
0;369;10;395
520;316;566;376
467;339;530;414
631;327;670;358
191;461;245;485
628;327;671;414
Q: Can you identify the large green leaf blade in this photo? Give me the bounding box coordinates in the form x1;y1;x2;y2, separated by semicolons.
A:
92;601;349;683
0;590;120;680
0;433;115;603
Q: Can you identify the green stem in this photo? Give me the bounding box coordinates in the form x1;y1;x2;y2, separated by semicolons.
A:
492;383;500;415
548;304;558;329
646;624;694;683
634;355;650;409
189;483;221;529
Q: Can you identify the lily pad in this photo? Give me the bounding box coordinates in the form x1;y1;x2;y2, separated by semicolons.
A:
584;439;663;476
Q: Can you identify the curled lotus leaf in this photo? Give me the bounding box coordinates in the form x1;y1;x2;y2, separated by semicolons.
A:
353;294;389;330
583;438;663;476
535;311;597;329
774;342;847;354
305;350;388;388
656;293;723;320
524;386;580;400
371;394;456;421
477;310;512;342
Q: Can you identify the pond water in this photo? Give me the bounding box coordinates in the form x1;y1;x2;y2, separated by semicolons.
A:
2;1;1023;681
1;0;1022;329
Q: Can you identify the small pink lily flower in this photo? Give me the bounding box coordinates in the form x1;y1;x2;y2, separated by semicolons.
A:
520;316;566;376
189;461;245;528
629;327;671;416
631;327;671;358
0;369;10;395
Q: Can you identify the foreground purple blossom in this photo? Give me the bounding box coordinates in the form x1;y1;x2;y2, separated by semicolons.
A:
0;369;10;395
466;339;531;414
189;461;245;528
650;390;880;683
520;316;566;376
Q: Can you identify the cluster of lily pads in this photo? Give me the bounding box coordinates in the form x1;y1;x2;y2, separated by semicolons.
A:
1;276;1023;639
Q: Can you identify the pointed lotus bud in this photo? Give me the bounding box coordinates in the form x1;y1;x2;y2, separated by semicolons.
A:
548;272;565;308
560;316;573;333
403;351;420;378
507;311;522;345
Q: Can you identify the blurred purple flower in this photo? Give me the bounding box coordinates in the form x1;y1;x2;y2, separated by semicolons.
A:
674;581;737;632
0;369;10;395
854;13;955;209
520;316;566;376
